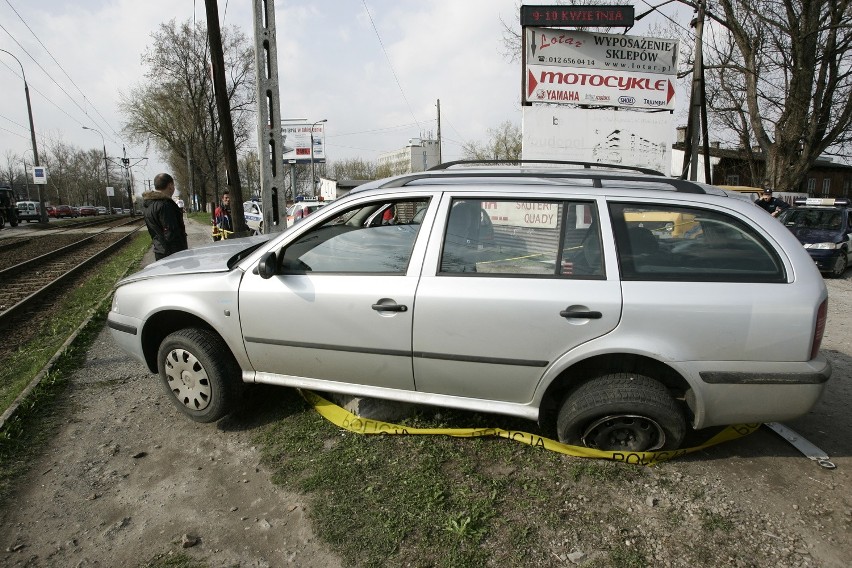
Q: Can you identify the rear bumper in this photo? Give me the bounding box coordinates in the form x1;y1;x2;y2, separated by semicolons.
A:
689;355;832;428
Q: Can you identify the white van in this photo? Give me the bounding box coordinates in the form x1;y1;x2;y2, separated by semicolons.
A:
16;201;43;222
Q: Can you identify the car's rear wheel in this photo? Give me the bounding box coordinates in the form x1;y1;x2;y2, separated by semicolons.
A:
829;253;847;278
557;373;686;452
156;328;241;423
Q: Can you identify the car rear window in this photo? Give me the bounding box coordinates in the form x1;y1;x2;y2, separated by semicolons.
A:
609;203;787;282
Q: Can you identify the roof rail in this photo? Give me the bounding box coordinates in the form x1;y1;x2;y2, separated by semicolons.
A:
429;159;666;177
377;170;707;194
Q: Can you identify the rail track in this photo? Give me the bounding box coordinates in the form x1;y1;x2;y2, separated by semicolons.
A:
0;216;142;269
0;219;146;361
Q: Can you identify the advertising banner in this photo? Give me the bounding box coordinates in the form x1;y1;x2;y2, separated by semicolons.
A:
525;28;678;75
525;65;675;110
522;105;673;174
282;122;326;164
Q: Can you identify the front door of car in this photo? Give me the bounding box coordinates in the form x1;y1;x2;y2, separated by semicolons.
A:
239;195;434;390
411;197;623;404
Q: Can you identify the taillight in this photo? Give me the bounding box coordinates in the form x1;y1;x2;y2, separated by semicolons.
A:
811;299;828;359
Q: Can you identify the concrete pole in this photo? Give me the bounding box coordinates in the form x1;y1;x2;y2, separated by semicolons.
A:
253;0;288;233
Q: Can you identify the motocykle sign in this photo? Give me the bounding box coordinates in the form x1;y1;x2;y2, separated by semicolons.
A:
525;65;676;110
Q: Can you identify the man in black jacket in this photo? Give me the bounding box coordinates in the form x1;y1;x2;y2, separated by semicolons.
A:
142;173;188;260
755;188;790;218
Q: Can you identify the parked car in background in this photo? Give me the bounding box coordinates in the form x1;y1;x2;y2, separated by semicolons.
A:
79;205;98;216
96;206;108;215
286;199;327;225
108;161;832;453
55;205;77;218
778;197;852;278
16;201;43;222
46;205;57;218
244;199;263;235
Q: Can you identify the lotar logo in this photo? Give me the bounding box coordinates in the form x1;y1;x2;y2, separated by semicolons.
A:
619;96;635;105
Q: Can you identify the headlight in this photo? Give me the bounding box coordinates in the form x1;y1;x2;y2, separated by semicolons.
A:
803;242;841;250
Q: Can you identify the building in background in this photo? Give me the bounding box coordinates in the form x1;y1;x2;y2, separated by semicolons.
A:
377;137;440;176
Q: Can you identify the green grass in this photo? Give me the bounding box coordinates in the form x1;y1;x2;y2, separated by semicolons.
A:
0;233;151;503
251;392;652;568
187;210;212;224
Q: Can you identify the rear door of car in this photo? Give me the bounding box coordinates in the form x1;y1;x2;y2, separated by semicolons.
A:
239;192;436;390
411;194;623;404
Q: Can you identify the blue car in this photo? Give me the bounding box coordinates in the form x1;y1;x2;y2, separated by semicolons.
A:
779;198;852;277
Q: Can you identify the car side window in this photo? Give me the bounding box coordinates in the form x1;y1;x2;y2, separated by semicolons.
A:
609;203;786;282
439;199;603;278
281;198;430;274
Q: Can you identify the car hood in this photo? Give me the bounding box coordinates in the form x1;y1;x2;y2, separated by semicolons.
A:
118;234;272;284
786;227;842;244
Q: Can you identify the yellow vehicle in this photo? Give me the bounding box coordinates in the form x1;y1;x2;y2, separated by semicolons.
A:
623;209;699;239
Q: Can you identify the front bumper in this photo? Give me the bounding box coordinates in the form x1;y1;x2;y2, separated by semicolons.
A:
106;311;148;367
806;249;843;272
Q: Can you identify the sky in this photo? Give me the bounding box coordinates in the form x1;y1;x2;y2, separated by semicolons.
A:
0;0;690;196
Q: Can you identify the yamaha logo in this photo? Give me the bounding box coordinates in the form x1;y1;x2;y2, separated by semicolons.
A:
619;96;636;105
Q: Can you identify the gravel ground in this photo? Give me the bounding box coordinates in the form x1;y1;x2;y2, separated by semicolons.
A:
0;217;849;567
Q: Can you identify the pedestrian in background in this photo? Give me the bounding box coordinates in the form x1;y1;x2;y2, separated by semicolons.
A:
142;173;188;260
756;189;790;218
214;191;233;239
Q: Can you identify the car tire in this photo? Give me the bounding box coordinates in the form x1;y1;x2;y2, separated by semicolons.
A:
557;373;686;452
156;328;242;423
829;253;847;278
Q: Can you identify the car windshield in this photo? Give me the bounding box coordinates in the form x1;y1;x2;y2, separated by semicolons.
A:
779;208;844;230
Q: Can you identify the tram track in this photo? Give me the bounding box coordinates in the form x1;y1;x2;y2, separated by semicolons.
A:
0;222;146;361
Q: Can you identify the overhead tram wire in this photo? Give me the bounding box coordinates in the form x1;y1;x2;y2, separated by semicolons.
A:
3;0;121;142
0;22;121;148
362;0;422;133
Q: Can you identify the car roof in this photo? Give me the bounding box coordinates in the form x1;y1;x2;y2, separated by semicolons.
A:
350;160;731;199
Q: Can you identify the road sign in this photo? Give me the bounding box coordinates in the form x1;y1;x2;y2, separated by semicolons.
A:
32;166;47;184
106;186;115;197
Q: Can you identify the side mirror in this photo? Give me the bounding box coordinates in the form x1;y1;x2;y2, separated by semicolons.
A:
255;251;278;279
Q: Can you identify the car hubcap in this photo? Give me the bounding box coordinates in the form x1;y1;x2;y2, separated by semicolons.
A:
164;348;212;411
581;414;666;452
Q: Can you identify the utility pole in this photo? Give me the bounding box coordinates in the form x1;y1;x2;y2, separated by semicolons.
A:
436;99;442;165
205;0;246;235
253;0;289;233
686;0;706;182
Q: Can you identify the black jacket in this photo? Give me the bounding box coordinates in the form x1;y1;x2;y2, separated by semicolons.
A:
142;190;188;258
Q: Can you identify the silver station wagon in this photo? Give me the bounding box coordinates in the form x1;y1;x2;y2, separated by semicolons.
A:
108;162;832;452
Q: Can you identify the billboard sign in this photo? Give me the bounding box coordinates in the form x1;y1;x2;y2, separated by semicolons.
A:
282;122;326;164
525;65;675;110
526;28;678;75
522;105;673;174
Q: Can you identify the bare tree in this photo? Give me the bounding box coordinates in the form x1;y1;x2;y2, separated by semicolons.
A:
462;121;522;160
120;19;255;211
703;0;852;190
328;158;377;180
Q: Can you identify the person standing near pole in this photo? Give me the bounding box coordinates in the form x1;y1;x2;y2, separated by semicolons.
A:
143;173;188;260
214;191;233;240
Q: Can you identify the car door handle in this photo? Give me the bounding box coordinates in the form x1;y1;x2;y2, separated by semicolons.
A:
372;303;408;312
559;309;602;319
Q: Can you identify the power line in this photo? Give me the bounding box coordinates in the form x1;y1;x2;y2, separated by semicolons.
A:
1;2;121;144
361;0;422;132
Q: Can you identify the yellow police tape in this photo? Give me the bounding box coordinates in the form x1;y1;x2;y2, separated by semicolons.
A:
300;390;760;466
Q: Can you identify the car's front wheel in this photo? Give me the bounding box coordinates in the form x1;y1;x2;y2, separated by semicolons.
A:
829;252;848;278
156;328;241;423
557;373;686;452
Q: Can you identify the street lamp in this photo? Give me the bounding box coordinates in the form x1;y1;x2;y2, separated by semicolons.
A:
309;118;327;198
1;48;47;223
82;126;111;212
